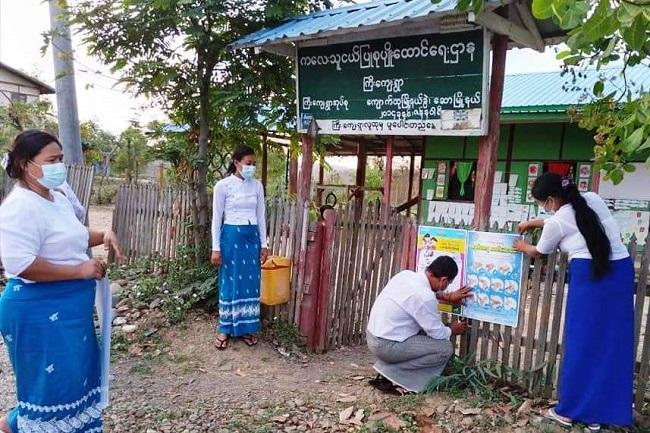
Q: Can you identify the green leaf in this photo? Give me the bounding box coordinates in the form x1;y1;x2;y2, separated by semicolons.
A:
532;0;553;19
593;80;605;97
622;15;648;52
582;0;619;41
553;0;589;29
623;163;636;173
610;169;624;185
638;136;650;152
556;50;573;59
621;127;645;152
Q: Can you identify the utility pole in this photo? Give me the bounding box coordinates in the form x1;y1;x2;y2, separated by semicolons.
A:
49;0;83;165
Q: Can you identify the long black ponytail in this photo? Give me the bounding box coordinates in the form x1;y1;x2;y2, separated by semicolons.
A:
531;172;611;279
226;145;256;177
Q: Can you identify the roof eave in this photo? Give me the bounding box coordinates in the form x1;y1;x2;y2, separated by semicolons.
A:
0;62;55;94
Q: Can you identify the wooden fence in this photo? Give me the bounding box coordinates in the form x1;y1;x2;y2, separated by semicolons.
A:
111;184;194;263
110;186;650;405
322;201;415;348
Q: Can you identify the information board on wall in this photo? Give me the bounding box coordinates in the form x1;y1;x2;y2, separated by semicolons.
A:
416;226;524;327
297;29;489;136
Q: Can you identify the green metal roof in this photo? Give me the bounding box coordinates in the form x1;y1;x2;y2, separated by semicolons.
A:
501;65;650;117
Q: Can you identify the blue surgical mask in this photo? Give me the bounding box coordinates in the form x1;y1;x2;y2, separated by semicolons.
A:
31;162;67;189
241;165;256;180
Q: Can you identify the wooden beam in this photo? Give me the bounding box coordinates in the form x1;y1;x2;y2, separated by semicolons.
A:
261;43;295;57
317;158;325;206
383;137;394;210
289;152;298;196
474;34;508;231
407;148;416;216
475;11;544;52
261;133;268;193
514;1;545;53
299;134;314;204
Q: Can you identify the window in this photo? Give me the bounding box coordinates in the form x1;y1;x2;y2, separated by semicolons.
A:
10;92;27;103
448;160;477;202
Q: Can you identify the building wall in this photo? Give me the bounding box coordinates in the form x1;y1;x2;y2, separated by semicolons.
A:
0;69;44;107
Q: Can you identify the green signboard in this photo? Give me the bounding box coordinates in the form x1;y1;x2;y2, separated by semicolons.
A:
297;29;489;136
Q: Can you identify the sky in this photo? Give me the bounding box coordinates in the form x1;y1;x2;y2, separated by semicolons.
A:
0;0;565;136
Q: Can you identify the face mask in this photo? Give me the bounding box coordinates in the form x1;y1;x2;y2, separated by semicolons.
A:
31;162;67;189
241;165;256;180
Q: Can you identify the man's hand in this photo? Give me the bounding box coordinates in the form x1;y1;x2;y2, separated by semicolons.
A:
448;286;473;305
449;320;467;336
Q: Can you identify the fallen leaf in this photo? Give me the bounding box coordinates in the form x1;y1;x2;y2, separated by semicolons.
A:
459;408;482;416
351;375;365;381
416;415;442;433
383;415;406;430
422;406;436;417
235;369;246;377
271;415;288;423
336;395;358;403
368;412;391;422
339;406;355;423
348;409;365;425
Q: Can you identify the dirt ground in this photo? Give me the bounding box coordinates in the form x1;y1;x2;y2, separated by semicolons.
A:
89;205;115;261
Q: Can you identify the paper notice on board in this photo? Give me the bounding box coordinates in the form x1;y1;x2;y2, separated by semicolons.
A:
463;231;524;327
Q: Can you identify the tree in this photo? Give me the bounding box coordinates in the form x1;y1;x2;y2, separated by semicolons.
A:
0;100;58;147
443;0;650;184
114;126;151;183
72;0;332;260
80;120;118;167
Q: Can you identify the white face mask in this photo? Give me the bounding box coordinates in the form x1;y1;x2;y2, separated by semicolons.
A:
240;165;256;180
30;161;67;189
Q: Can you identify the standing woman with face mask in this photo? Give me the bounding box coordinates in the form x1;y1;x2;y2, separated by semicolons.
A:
210;146;268;350
0;130;123;433
515;172;633;431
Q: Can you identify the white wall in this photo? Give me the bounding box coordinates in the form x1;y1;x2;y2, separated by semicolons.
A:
599;163;650;201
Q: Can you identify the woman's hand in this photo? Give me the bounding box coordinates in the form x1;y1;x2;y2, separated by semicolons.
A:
517;221;531;234
103;230;123;262
514;240;542;258
260;248;269;265
211;251;222;267
77;259;107;280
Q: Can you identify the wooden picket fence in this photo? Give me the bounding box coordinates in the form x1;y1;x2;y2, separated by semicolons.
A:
323;201;416;349
110;185;650;405
111;184;194;263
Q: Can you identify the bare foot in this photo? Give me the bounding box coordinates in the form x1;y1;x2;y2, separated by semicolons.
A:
0;416;13;433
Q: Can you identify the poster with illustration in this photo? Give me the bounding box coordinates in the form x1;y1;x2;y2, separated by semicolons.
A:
416;226;467;315
463;231;524;327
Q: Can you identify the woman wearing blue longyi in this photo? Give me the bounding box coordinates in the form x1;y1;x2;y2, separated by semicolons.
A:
515;172;634;432
0;130;122;433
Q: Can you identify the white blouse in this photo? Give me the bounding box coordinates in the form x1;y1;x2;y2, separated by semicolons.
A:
536;192;629;261
211;175;268;252
0;186;90;282
367;270;452;342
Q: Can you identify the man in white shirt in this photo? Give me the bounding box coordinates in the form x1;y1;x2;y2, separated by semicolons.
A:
367;256;471;393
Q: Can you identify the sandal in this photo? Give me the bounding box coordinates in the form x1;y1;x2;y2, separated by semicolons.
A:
544;408;572;428
368;374;401;396
242;335;258;347
214;334;229;350
587;424;601;432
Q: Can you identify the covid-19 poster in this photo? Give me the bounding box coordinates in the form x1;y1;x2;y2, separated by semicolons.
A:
416;226;524;327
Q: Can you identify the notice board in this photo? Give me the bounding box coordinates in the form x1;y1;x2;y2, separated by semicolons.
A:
297;29;489;136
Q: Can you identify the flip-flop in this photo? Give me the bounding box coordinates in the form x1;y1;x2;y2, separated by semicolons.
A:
242;335;258;347
544;408;572;428
587;424;601;431
214;335;229;350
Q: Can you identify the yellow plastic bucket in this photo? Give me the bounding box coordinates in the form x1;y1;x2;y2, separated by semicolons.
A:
260;256;291;306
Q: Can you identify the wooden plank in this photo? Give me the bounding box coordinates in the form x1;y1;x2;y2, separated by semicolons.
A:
326;207;344;349
511;252;534;374
340;201;359;346
523;256;544;373
352;202;372;343
635;289;650;408
346;201;368;344
634;232;650;361
544;253;568;397
532;251;558;394
359;203;380;343
332;202;351;347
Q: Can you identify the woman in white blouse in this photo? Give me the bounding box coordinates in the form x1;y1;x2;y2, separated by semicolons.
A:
211;146;268;350
0;130;122;433
515;172;633;431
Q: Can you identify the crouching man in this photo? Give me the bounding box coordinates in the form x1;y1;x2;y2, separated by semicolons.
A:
366;256;472;393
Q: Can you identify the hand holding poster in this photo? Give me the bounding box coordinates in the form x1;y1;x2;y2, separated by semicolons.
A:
416;226;524;327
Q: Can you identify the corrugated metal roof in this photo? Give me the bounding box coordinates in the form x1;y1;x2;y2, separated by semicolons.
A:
502;65;650;113
232;0;476;49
